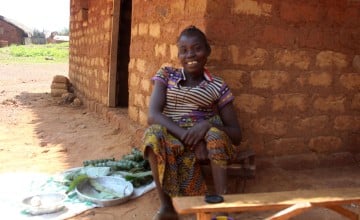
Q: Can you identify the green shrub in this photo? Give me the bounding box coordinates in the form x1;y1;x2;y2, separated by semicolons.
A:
0;42;69;63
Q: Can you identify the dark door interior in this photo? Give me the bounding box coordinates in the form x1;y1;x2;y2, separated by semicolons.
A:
116;0;132;107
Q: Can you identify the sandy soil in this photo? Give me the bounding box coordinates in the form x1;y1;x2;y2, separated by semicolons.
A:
0;63;359;220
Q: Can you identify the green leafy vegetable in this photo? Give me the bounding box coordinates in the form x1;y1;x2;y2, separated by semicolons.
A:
66;174;89;194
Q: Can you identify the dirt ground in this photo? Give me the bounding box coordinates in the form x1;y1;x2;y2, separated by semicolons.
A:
0;63;359;220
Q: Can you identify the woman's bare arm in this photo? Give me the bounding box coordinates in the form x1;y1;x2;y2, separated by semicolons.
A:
147;80;186;140
216;103;242;145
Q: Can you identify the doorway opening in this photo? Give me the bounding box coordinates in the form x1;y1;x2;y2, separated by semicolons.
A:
115;0;132;107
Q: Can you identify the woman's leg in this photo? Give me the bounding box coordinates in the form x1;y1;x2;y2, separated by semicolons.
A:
205;126;233;195
145;147;179;220
210;161;227;195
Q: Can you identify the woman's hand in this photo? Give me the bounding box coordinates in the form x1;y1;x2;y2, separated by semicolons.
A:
181;120;211;146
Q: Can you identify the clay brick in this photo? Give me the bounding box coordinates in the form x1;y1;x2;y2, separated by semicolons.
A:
347;133;360;153
128;106;139;122
295;74;306;87
129;74;139;87
340;7;360;27
231;47;268;66
318;152;357;168
308;72;332;87
229;45;238;64
134;93;145;107
185;0;207;15
145;95;151;107
235;94;266;114
140;78;151;93
233;0;272;16
313;95;345;112
155;43;167;57
170;1;185;18
262;25;297;46
272;94;307;112
136;59;146;73
138;23;149;35
294;115;330;134
339;73;360;90
138;110;148;126
100;9;106;16
131;25;138;37
309;136;343;153
51;88;68;97
53;75;70;84
205;0;230;18
250;117;287;136
327;7;345;24
353;55;360;72
275;153;319;170
265;138;308;156
280;2;321;23
351;93;360;110
334;116;360;131
246;134;265;157
169;44;178;61
103;17;111;29
274;50;311;70
129;59;136;70
209;46;222;61
251;70;289;90
217;69;245;90
105;32;111;42
255;157;275;170
316;51;348;69
149;23;161;38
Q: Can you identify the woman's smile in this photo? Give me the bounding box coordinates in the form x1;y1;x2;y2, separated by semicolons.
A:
187;61;198;65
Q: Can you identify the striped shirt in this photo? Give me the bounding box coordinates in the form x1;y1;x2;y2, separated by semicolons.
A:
152;67;234;128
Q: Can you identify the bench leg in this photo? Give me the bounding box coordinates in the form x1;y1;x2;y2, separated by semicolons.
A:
324;205;359;220
265;202;312;220
196;212;212;220
266;203;360;220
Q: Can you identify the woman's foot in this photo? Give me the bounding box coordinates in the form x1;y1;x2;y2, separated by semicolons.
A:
153;205;179;220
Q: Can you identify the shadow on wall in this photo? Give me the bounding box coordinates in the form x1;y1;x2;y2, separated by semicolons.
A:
203;0;360;161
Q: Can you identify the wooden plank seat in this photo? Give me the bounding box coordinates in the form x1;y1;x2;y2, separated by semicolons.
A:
172;187;360;220
227;149;256;192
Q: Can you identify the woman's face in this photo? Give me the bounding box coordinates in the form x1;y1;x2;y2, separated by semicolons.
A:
177;34;210;76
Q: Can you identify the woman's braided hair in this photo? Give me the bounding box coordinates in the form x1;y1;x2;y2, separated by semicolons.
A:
177;25;211;55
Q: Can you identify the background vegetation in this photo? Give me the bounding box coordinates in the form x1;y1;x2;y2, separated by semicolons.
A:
0;42;69;63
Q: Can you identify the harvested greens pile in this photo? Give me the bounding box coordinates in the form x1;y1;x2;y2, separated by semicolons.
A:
63;148;153;194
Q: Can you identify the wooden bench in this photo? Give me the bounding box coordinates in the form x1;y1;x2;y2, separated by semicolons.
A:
172;187;360;220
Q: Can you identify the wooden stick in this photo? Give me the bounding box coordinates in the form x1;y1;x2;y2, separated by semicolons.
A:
324;205;359;220
197;212;212;220
265;202;312;220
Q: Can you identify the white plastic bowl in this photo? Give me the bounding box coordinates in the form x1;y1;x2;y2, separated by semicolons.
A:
22;192;66;215
76;176;134;207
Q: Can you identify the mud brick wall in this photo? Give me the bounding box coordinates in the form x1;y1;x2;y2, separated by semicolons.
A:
129;0;360;164
68;0;359;163
129;0;210;125
69;0;113;105
0;20;25;45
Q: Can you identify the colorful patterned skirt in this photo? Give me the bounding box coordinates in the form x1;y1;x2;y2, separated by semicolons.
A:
141;116;235;197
